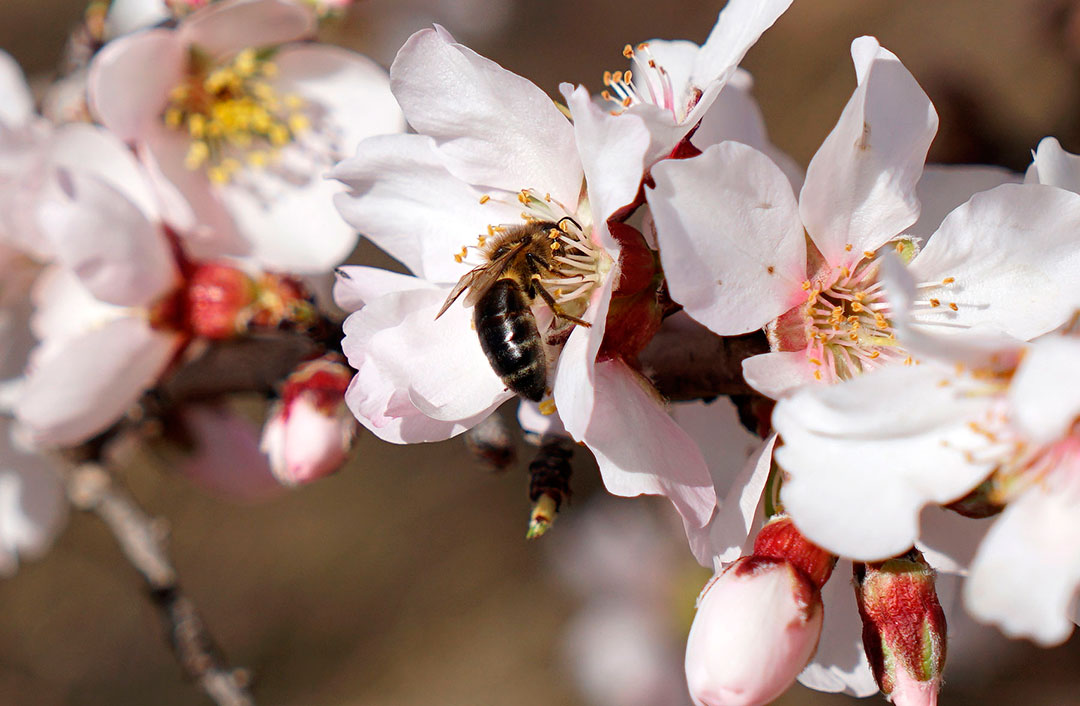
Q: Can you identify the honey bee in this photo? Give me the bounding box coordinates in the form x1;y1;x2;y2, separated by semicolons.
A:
436;218;591;402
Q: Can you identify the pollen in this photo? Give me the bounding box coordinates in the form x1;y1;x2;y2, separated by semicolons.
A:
163;46;311;184
539;399;557;415
479;194;491;204
949;302;959;311
844;243;853;252
942;277;955;284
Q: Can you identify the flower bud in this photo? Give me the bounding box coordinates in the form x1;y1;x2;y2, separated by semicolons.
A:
185;263;257;339
854;550;946;705
260;355;357;486
685;556;824;706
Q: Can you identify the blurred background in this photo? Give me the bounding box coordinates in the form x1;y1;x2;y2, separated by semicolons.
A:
3;0;1080;704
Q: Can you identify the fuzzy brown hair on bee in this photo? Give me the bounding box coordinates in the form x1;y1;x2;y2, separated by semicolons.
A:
435;219;592;402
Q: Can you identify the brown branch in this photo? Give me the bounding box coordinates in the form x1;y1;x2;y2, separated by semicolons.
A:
66;463;255;706
638;311;770;401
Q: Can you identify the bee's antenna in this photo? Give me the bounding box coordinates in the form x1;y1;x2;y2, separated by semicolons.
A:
555;216;581;233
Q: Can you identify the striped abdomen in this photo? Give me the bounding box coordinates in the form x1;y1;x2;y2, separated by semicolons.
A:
474;279;547;402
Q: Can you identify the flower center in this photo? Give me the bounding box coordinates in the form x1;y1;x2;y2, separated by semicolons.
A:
164;47;310;184
458;188;609;322
802;254;906;383
601;43;678;118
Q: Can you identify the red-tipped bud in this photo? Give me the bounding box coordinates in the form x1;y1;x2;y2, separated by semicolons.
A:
185;263;258;339
752;515;837;589
685;556;824;706
855;550;946;705
260;354;357;486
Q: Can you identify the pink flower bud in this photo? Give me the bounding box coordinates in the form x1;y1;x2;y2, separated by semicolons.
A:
855;550;946;706
261;355;357;486
685;556;824;706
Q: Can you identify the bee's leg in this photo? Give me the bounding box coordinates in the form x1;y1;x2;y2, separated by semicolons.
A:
529;274;592;328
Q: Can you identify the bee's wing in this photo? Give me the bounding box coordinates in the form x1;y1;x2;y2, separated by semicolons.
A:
435;244;527;319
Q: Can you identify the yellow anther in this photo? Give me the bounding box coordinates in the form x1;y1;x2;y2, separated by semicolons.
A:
208;165;231;184
624;69;633;83
479;195;491;204
808;358;822;366
904;356;914;365
246;150;269;167
623;44;635;58
863;250;875;258
268;124;290;146
929;298;941;308
942;277;955;284
850;301;863;312
868;350;880;359
622;96;632;107
234;48;258;77
453;253;463;263
802;280;812;291
165;108;184;127
844;243;853;252
603;70;613;85
187;113;206;138
813;369;823;381
539;399;557;415
854;292;866;302
612;71;623;83
288;113;310;134
637;42;649;50
949;302;959;311
601;90;613;102
839;265;851;278
477;235;486;246
184;141;210;170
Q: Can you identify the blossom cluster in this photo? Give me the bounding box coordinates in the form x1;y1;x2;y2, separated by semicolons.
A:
4;0;1080;703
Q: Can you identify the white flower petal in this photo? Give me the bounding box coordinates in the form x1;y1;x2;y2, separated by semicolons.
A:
332;133;520;283
648;141;806;335
965;486;1080;646
178;0;315;58
908;184;1080;341
575;358;716;529
1007;337;1080;445
0;420;67;576
104;0;171;38
562;83;651;230
687;0;794;120
698;432;776;567
340;285;511;440
88;29;184;142
741;351;818;400
389;27;582;208
910;164;1020;237
273;44;404;157
0;51;33;127
797;561;879;697
16;317;182;447
799;37;937;269
773;363;997;560
1027;136;1080;193
36;168;178;307
332;266;433;313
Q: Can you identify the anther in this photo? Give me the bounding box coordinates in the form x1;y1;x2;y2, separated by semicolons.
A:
479;194;491;204
949;302;959;311
623;44;635;58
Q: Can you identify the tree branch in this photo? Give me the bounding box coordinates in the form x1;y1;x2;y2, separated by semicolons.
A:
66;463;255;706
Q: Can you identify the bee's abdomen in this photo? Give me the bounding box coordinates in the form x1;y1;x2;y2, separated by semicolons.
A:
474;279;546;402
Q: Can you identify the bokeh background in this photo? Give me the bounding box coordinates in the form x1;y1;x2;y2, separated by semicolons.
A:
3;0;1080;704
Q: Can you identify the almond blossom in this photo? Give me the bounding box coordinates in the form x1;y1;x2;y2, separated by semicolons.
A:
331;25;720;528
88;0;405;274
647;37;1080;401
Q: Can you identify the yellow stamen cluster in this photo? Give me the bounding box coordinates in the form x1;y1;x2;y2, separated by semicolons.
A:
164;47;309;184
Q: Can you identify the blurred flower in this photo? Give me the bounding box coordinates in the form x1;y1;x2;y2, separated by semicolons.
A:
260;354;356;485
332;26;717;528
89;0;405;274
0;420;67;576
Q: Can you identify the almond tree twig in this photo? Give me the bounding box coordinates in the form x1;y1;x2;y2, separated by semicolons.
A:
66;463;255;706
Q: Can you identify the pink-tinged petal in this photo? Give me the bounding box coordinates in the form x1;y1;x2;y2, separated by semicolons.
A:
910;164;1020;237
908;184;1080;341
552;276;614;443
332;134;520;283
139;124;247;258
917;504;992;576
28;267;126;357
1026;136;1080;193
36;168;179;307
341;285;512;440
562;83;651;232
692;69;804;190
577;358;715;529
47;123;160;222
1007;337;1080;445
273;44;404;155
634;39;698;113
797;560;879;697
176;404;283;503
332;266;432;312
648;141;806;335
0;51;33;127
390;27;582;208
965;486;1080;646
517;400;566;439
799;37;937;269
104;0;171;38
773;363;998;560
741;351;818;400
16;317;182;446
686;0;794;122
88;29;184;141
217;157;357;275
0;420;67;576
178;0;315;58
